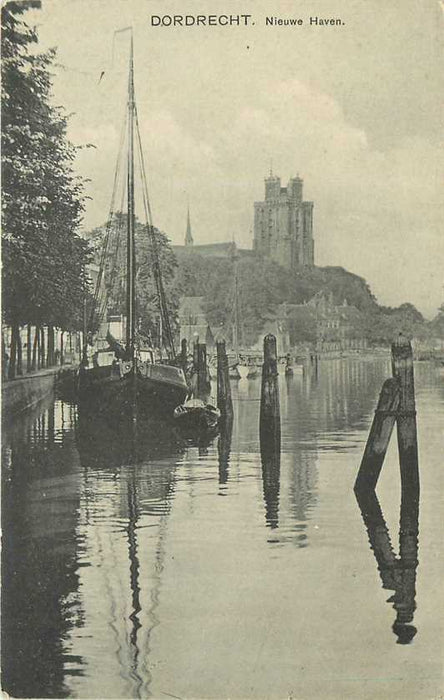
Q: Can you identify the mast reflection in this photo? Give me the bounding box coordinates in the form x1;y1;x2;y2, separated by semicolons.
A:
74;406;185;696
355;484;419;644
126;464;143;695
75;404;184;467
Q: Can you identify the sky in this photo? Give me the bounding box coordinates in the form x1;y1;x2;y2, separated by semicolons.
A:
27;0;444;317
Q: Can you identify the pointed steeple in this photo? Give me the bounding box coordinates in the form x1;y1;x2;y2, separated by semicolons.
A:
185;204;193;246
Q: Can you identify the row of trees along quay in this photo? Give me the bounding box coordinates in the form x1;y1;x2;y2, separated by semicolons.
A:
1;1;91;380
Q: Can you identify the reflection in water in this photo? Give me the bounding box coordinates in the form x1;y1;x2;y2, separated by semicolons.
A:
261;442;281;529
355;483;419;644
76;404;185;467
1;399;83;698
2;359;441;698
218;415;233;485
75;408;184;697
127;467;143;695
233;358;391;544
2;397;186;698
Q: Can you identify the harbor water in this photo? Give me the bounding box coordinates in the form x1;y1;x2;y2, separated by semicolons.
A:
2;357;443;699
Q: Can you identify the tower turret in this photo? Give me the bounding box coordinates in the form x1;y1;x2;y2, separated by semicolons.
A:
288;175;303;203
264;174;281;200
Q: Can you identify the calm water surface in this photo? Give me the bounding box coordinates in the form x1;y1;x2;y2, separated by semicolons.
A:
2;358;443;699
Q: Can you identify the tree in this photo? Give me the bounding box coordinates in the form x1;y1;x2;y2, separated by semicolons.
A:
1;1;90;336
175;254;294;345
86;215;178;345
428;304;444;339
290;266;378;311
175;253;378;346
286;306;317;344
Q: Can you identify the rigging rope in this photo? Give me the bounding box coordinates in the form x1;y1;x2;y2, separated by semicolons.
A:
88;105;128;336
97;168;127;325
86;68;178;364
134;104;177;362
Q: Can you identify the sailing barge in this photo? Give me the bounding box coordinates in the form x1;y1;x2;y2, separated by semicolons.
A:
78;33;188;415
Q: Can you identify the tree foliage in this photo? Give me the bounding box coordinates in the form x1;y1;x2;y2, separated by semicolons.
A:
174;252;435;346
86;215;178;343
175;254;380;343
175;253;295;345
1;1;90;330
430;304;444;339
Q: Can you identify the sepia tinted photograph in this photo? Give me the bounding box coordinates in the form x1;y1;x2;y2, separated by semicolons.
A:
1;1;443;698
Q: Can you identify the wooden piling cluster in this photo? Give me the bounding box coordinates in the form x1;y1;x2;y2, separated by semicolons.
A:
354;334;419;496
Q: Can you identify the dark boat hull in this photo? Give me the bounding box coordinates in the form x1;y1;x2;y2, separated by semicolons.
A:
174;407;220;431
78;365;188;417
174;411;220;443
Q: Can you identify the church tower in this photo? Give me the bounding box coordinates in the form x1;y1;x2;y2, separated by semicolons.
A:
184;205;194;246
253;171;314;270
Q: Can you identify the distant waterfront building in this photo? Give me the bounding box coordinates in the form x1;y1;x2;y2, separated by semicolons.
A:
178;296;215;348
285;291;368;353
253;172;314;269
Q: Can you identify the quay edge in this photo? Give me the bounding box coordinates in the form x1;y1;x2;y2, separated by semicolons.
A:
2;367;76;417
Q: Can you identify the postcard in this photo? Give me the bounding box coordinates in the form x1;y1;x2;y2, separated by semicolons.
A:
2;1;443;698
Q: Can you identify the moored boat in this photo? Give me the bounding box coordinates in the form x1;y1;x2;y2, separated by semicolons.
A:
79;354;188;416
174;397;220;433
78;32;188;416
237;363;250;380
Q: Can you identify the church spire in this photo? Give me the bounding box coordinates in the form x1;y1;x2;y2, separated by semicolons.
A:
185;204;193;246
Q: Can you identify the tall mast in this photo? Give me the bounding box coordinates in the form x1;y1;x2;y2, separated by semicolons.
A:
126;34;136;356
233;245;239;356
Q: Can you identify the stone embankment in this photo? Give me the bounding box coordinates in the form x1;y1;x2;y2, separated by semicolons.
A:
2;366;77;416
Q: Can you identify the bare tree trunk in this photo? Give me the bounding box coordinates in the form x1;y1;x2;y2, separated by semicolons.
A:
8;325;17;380
16;326;23;376
60;330;64;365
40;326;46;369
27;324;32;373
47;324;54;367
32;326;38;371
2;330;8;381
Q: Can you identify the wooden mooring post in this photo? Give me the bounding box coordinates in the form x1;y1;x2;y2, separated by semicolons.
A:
259;334;280;454
354;378;400;492
216;340;233;420
180;338;188;373
354;334;419;494
391;334;420;498
193;340;199;371
196;342;208;399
